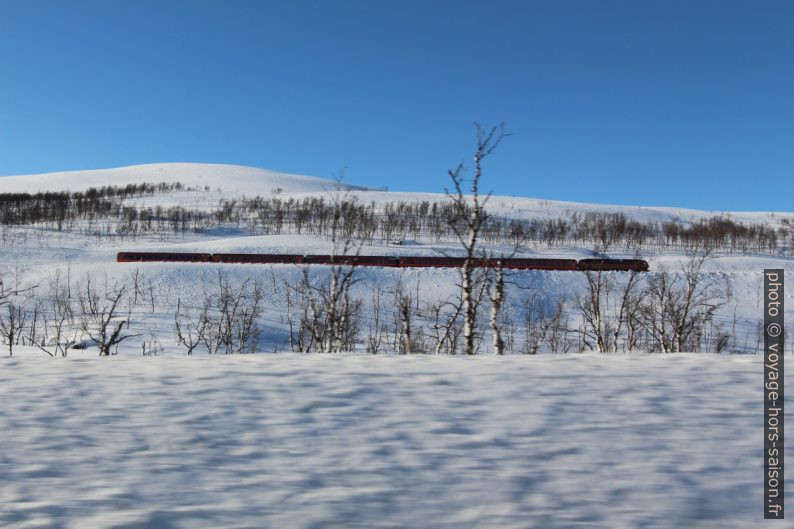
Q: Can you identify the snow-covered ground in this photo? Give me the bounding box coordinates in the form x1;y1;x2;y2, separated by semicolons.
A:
1;163;792;357
1;163;791;527
0;354;767;529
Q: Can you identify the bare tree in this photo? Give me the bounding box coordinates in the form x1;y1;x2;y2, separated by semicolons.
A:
146;276;157;313
392;279;423;354
199;270;264;354
428;294;464;355
141;331;162;356
521;293;546;355
326;266;360;353
0;302;29;356
486;258;507;354
522;294;571;354
285;176;364;353
641;251;730;352
366;282;387;354
576;269;613;352
576;264;649;353
78;276;136;356
544;299;571;354
0;269;39;306
622;288;646;351
231;280;264;354
324;176;363;352
129;267;145;306
445;123;511;354
284;272;314;353
0;268;52;356
174;297;209;355
287;265;361;353
611;268;643;351
30;272;78;357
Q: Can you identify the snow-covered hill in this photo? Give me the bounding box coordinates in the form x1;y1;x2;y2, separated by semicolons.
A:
3;162;791;225
0;162;792;357
0;163;344;195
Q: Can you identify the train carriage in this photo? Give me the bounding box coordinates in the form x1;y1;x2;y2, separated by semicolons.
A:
301;255;400;267
348;255;400;267
211;253;303;264
397;256;467;268
577;259;649;272
500;258;578;271
117;252;211;263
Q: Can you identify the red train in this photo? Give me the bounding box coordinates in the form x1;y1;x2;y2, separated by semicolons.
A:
116;252;212;263
117;252;649;272
577;258;649;272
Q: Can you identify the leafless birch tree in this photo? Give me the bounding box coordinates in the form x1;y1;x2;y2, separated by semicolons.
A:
428;294;464;355
576;269;613;352
30;273;78;356
174;297;209;355
196;271;264;354
445;123;510;354
487;258;507;354
0;302;29;356
641;251;730;352
286;176;363;353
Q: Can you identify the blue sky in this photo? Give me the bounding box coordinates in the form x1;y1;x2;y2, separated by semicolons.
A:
1;0;791;211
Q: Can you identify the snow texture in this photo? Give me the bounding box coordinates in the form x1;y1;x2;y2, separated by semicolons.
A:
0;354;767;529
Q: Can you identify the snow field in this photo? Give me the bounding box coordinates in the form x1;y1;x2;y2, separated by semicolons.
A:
0;354;765;529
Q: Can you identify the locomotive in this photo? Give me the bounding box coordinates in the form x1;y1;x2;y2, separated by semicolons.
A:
117;252;649;272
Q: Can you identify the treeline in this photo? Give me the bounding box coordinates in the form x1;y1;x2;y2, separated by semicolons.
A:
0;183;789;254
0;182;191;230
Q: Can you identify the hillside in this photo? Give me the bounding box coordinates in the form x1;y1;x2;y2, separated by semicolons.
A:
3;162;791;225
0;163;341;195
0;162;792;356
1;163;789;529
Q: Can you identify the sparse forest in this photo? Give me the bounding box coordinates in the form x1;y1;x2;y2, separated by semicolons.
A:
1;183;790;255
0;252;765;357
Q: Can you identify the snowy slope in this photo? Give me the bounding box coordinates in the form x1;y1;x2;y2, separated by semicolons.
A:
0;162;792;357
0;164;790;528
2;163;791;226
0;163;343;195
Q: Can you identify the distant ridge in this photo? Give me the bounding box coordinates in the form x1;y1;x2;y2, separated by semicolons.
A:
0;162;790;227
0;163;360;195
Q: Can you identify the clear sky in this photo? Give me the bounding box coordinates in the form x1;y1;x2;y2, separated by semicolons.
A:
1;1;791;211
